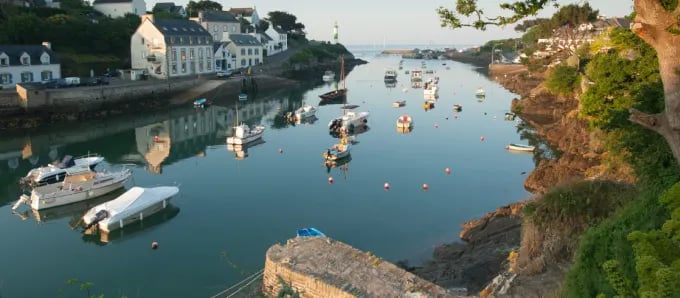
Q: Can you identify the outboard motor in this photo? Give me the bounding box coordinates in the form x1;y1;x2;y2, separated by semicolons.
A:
82;210;109;232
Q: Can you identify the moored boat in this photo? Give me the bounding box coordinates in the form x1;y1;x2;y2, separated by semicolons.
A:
328;110;370;133
393;100;406;108
453;104;463;112
384;69;397;82
14;167;132;211
20;154;105;187
506;143;535;152
320;56;347;104
411;70;423;82
293;104;317;119
504;112;516;120
475;87;486;98
82;186;179;233
323;134;351;161
226;123;265;145
396;115;413;129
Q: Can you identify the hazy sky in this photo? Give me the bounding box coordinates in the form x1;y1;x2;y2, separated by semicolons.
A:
152;0;633;46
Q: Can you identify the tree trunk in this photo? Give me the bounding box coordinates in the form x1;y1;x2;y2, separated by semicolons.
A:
629;0;680;165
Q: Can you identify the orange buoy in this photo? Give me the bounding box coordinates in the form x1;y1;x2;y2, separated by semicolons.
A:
328;177;334;184
422;183;429;190
151;241;159;249
445;168;451;175
480;136;485;141
384;182;390;190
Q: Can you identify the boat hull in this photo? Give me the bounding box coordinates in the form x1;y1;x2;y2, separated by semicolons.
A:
29;173;130;210
227;133;263;145
99;198;172;233
507;144;535;152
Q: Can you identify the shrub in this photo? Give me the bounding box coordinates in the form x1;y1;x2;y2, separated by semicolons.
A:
545;65;580;95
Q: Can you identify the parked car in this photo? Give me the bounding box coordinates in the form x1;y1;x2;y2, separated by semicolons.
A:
216;70;232;78
103;70;121;77
82;77;110;86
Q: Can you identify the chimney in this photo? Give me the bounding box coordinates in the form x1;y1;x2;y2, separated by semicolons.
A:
141;14;154;23
222;32;230;41
41;41;51;49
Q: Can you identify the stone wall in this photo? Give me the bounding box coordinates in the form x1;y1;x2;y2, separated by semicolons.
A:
16;78;203;111
262;254;355;298
0;92;20;113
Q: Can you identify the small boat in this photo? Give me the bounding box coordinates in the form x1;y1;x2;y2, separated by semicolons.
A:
320;56;347;104
405;70;410;75
328;110;369;133
453;104;463;112
506;143;536;152
226;123;265;145
475;87;486;98
322;70;335;81
193;98;208;108
384;69;397;82
323;134;351;161
238;93;248;101
293;104;317;120
424;80;438;97
13;168;132;211
504;112;516;121
82;186;179;233
21;154;105;187
423;101;435;110
393;100;406;108
396;115;413;129
296;227;326;237
411;70;423;82
425;69;434;74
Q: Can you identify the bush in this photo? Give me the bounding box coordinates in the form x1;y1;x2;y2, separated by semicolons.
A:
545;65;580;95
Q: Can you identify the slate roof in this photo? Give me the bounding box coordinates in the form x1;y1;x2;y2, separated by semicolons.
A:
151;19;213;45
228;7;254;17
227;34;261;46
0;45;59;66
153;2;174;10
261;33;273;42
213;41;231;53
200;10;238;23
93;0;131;4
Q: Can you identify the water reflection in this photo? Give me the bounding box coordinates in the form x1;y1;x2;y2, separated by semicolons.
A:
396;126;414;134
384;81;397;89
324;155;352;177
81;205;180;245
226;139;266;160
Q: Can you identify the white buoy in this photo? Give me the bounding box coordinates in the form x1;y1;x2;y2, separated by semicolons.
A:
328;177;334;184
422;183;429;190
384;182;390;190
445;168;451;175
480;136;485;141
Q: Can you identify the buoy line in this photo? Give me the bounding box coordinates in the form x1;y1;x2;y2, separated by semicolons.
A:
210;268;264;298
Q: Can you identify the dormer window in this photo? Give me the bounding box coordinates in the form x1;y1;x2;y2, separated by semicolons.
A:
40;52;50;64
0;57;7;66
21;54;30;65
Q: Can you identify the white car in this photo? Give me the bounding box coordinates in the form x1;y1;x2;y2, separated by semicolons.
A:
216;70;232;78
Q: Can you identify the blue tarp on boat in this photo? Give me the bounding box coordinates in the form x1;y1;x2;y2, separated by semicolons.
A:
296;227;326;237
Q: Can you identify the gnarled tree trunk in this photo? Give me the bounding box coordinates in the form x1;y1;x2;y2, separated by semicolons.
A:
629;0;680;164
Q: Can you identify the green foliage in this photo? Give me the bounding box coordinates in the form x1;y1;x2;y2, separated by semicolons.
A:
603;260;635;297
185;0;221;17
545;65;579;95
288;43;349;65
660;0;679;11
549;2;598;27
266;11;305;34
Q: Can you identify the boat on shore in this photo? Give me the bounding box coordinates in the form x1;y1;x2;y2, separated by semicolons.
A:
506;143;535;152
82;186;179;234
297;227;326;237
20;154;105;187
13;167;132;211
396;115;413;129
193;98;208;108
226;123;265;145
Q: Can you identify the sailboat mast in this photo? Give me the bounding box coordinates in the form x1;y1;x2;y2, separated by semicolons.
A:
341;55;345;90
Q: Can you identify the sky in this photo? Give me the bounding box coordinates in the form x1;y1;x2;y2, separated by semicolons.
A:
151;0;634;46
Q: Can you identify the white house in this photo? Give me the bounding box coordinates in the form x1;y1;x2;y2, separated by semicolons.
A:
213;41;235;73
93;0;146;18
190;10;240;42
131;14;215;79
225;34;263;69
228;7;260;30
0;42;61;89
265;24;288;55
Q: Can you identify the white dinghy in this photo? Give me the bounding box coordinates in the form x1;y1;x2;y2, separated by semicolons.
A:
82;186;179;233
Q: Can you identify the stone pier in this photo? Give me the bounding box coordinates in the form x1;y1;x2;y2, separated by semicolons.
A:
262;236;457;297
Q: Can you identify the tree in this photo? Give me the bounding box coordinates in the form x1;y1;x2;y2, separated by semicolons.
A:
545;65;579;95
185;0;221;17
257;19;269;33
438;0;680;166
238;17;253;33
266;11;305;33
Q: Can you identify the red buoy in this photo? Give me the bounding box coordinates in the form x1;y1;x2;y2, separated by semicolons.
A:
480;136;485;141
278;148;283;154
445;168;451;175
151;241;159;249
328;177;334;184
384;182;390;190
154;135;160;142
434;123;439;128
422;183;429;190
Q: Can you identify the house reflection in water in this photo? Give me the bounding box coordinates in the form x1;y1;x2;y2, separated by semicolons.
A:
135;108;218;174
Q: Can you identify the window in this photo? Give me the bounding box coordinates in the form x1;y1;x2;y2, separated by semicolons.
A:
179;37;184;44
170;37;176;44
172;64;177;74
241;49;245;55
213;24;218;32
241;59;246;66
21;71;33;82
198;61;203;72
206;48;211;58
190;49;194;60
21;56;29;65
41;54;50;64
181;62;186;73
41;70;52;81
198;48;203;59
254;48;259;55
0;58;7;66
254;58;260;65
190;61;195;73
247;48;252;55
214;33;219;40
172;48;177;61
181;49;186;61
223;25;228;31
231;26;236;33
0;73;11;84
207;58;212;70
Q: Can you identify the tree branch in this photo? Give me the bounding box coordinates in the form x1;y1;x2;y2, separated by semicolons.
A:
634;0;672;27
629;108;665;132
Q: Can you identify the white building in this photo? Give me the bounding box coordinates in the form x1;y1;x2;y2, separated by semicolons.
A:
190;10;240;42
228;7;260;30
265;24;288;55
0;42;61;88
225;34;263;70
131;15;215;79
93;0;146;18
213;41;235;73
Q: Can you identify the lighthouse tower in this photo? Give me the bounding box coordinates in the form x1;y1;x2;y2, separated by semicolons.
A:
333;21;339;44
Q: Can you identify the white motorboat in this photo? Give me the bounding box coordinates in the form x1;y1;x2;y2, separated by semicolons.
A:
475;87;486;98
423;80;438;97
293;104;317;119
323;135;351;161
396;115;413;129
384;69;397;82
13;168;132;211
322;70;335;81
82;186;179;233
506;143;536;152
328;110;370;132
226;123;265;145
21;154;105;187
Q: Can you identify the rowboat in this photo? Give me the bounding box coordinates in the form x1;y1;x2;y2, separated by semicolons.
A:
506;143;535;152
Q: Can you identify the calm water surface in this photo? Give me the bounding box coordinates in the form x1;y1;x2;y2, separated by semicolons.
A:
0;51;534;297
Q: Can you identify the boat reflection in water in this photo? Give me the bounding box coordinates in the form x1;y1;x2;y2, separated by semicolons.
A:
384;80;397;89
329;125;370;140
396;126;414;134
324;155;352;175
82;204;180;245
12;189;127;228
227;138;265;160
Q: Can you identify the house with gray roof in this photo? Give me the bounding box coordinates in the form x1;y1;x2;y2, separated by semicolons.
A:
225;34;262;69
0;42;61;89
190;10;241;42
264;23;288;56
152;2;186;18
228;7;260;29
131;14;215;79
213;41;235;73
93;0;146;18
